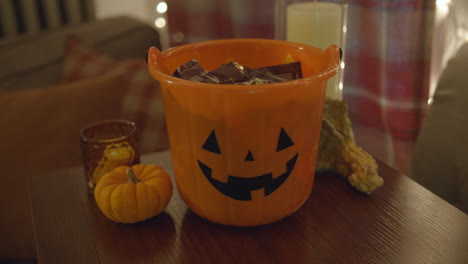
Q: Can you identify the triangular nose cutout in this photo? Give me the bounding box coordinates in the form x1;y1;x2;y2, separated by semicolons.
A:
244;150;254;161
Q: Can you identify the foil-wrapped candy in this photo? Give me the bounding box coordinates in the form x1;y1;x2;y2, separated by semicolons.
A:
173;59;302;84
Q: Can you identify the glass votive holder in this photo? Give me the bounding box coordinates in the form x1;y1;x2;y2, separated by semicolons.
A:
80;119;140;189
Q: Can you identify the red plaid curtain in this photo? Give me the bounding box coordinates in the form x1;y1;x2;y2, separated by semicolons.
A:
167;0;276;43
166;0;435;140
344;0;434;141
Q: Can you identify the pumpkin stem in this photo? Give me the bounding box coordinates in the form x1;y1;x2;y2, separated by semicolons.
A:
126;168;141;184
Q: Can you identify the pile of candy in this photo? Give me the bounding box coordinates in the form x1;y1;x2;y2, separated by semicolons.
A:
173;59;302;85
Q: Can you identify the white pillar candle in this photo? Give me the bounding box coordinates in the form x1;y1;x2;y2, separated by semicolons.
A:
286;2;343;99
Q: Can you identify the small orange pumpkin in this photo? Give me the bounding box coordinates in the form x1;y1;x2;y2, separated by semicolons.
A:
94;164;173;223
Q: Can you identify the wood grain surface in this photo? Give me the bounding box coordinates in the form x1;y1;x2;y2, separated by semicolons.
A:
29;150;468;264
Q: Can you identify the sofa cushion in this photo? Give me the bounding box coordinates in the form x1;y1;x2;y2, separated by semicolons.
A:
61;35;169;154
0;72;126;259
0;16;161;92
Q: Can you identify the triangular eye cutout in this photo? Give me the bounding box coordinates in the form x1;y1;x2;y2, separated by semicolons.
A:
244;150;254;161
202;130;221;154
276;127;294;152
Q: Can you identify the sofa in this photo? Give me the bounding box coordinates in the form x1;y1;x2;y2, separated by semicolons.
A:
410;41;468;214
0;16;168;262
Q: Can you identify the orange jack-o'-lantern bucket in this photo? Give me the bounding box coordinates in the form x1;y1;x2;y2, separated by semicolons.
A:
148;39;339;226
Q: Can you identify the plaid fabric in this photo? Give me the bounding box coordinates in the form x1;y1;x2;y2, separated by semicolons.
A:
167;0;275;44
344;1;434;140
166;0;435;174
62;36;169;153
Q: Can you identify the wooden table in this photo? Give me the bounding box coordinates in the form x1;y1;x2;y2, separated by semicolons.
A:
29;150;468;264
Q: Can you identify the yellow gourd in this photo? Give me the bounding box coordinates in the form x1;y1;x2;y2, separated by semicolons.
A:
94;164;172;223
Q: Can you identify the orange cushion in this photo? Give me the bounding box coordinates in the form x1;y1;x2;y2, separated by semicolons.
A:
0;73;125;259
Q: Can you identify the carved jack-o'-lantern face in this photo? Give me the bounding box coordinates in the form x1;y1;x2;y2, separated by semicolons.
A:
197;127;298;201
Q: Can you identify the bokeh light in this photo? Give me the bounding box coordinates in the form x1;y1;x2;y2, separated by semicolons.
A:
156;2;168;13
155;18;166;28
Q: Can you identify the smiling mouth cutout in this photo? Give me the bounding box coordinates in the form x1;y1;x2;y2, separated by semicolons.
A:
197;128;298;201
